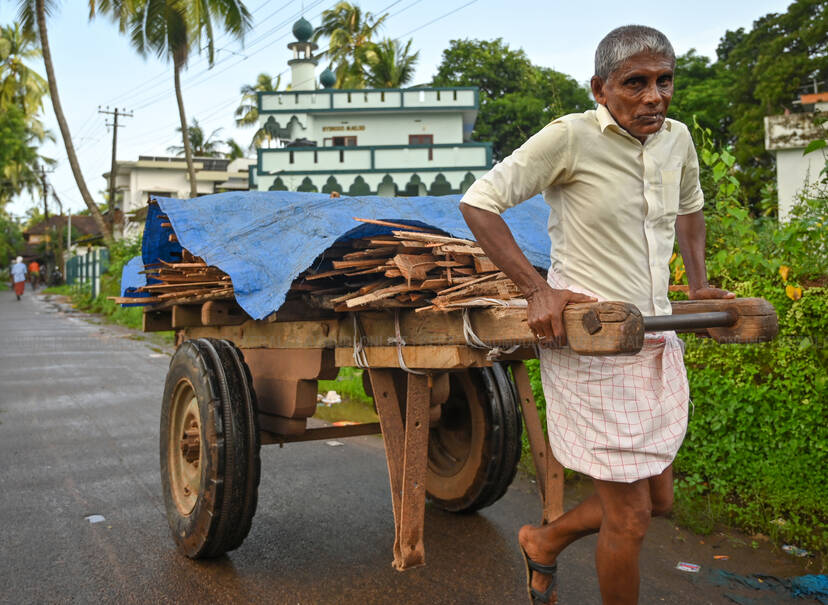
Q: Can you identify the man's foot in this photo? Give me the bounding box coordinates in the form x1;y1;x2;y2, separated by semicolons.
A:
519;524;560;603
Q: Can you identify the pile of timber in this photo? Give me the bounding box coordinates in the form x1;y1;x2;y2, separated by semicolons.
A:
294;218;525;312
113;218;532;312
109;248;235;306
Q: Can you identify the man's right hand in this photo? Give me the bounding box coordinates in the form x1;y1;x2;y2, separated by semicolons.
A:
527;285;597;347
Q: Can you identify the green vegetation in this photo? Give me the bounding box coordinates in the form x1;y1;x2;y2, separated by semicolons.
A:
432;38;593;161
669;0;828;210
315;367;378;425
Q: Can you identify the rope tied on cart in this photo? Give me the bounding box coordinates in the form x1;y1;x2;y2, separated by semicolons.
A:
351;313;370;369
462;308;521;361
387;310;427;375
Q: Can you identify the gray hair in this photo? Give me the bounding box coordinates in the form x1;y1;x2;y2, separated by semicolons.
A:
594;25;675;80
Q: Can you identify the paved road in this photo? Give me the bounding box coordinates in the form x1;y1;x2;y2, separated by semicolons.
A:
0;289;817;604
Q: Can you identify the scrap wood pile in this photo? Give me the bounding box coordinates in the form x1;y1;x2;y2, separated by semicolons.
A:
294;218;527;312
114;217;534;313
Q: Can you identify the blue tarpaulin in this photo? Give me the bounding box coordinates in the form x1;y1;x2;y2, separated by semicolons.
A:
122;191;552;320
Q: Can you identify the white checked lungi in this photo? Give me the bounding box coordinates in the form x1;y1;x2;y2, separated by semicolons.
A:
540;271;690;483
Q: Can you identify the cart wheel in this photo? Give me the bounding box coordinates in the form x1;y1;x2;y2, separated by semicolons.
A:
160;338;260;558
426;363;522;513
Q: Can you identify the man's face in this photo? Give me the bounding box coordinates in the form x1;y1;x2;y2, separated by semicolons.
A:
591;51;674;143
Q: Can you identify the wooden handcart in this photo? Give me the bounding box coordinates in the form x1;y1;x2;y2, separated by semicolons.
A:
147;296;777;570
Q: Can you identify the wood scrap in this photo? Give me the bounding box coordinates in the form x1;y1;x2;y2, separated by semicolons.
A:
118;215;539;317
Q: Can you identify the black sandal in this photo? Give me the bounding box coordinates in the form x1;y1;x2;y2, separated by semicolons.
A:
520;544;558;604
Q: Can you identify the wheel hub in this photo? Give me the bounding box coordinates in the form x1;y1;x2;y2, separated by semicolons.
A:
169;379;202;516
180;418;201;464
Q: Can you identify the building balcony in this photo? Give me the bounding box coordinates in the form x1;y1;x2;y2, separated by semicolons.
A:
257;142;491;176
259;87;478;114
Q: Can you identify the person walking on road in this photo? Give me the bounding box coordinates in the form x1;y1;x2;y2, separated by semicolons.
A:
28;260;40;290
11;256;27;300
460;25;734;605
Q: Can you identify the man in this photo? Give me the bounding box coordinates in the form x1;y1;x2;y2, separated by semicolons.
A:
11;256;27;300
28;260;40;289
459;25;733;605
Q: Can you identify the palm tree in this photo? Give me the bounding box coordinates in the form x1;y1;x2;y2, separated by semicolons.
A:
312;2;386;89
234;72;280;149
0;20;52;210
92;0;252;198
0;23;48;117
17;0;113;242
223;138;244;160
167;119;223;157
364;38;419;89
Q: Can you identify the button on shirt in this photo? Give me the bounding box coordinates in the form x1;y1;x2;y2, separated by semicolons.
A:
461;104;704;316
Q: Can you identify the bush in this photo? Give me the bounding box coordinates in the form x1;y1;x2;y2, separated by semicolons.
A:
671;126;826;554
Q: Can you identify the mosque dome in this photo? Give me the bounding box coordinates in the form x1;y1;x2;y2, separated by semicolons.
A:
292;17;313;42
320;68;336;89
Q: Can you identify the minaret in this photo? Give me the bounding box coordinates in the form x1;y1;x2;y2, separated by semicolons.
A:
288;17;318;91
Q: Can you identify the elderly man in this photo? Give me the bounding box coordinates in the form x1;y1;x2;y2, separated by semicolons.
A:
459;25;733;605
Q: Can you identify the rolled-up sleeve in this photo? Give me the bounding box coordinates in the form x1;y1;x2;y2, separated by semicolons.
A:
461;120;571;214
677;126;705;215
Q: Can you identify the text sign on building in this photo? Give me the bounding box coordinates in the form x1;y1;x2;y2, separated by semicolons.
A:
322;125;366;132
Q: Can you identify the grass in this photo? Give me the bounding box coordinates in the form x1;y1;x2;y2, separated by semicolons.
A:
42;284;72;295
0;282;8;291
314;367;378;424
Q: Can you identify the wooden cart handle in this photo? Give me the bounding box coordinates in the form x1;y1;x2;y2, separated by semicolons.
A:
564;297;778;355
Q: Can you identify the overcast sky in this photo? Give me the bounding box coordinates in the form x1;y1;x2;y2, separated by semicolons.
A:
1;0;793;218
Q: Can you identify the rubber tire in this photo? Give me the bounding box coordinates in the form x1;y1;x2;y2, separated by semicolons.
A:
425;363;522;513
160;338;260;558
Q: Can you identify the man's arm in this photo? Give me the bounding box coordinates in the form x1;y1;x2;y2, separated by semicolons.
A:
460;203;595;344
675;209;734;300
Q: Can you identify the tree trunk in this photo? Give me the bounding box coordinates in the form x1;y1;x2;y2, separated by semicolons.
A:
174;61;198;199
35;0;113;244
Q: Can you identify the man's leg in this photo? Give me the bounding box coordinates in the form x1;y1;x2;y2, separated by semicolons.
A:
518;464;673;603
519;492;603;601
592;473;657;605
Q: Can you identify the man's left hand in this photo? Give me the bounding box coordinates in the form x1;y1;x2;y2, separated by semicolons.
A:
688;286;735;300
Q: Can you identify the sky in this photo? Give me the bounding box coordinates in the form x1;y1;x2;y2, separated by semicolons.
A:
1;0;794;218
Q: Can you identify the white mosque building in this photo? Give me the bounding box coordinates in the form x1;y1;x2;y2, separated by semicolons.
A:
249;17;491;196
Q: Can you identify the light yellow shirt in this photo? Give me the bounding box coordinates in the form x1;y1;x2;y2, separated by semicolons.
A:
461;104;704;316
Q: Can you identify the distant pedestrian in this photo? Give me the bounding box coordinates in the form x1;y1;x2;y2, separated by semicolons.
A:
11;256;27;300
28;260;40;289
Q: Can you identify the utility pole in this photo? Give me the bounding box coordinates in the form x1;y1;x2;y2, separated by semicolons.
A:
98;106;133;236
37;164;52;280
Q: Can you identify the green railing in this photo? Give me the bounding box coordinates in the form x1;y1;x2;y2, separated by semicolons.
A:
66;248;109;298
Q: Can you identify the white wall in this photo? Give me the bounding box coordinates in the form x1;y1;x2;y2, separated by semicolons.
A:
775;148;827;221
309;112;463;147
259;144;486;175
374;146;485;170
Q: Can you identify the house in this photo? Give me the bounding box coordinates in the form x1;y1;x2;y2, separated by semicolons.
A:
22;214;107;261
104;155;255;235
249;17;491;196
764;91;828;221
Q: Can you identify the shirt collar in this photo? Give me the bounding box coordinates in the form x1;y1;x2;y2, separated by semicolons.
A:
596;103;671;142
